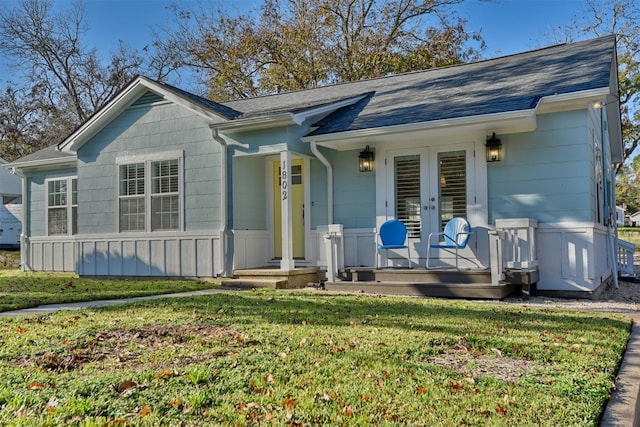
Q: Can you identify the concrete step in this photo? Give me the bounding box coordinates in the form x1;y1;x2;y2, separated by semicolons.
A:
221;277;289;289
222;267;320;289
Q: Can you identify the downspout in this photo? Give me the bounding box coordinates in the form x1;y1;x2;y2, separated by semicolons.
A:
211;127;232;277
600;104;619;288
310;141;333;224
9;167;29;271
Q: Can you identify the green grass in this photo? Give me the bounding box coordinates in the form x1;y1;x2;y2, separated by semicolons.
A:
0;289;631;426
618;227;640;247
0;270;217;312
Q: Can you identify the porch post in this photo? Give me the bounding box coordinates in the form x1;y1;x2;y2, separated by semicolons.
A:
279;151;295;270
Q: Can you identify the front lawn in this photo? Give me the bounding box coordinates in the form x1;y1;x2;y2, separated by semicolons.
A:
0;290;630;425
0;271;216;312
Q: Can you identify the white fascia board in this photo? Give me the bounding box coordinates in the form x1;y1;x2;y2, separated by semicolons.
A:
5;156;77;172
301;109;537;149
59;76;228;153
535;87;612;113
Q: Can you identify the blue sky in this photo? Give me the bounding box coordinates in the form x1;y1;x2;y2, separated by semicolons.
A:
1;0;589;91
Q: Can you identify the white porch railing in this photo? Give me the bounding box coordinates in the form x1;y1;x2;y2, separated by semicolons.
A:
489;218;539;287
617;238;636;277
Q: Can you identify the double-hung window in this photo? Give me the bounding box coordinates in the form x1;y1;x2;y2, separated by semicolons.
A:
118;157;181;232
47;177;77;236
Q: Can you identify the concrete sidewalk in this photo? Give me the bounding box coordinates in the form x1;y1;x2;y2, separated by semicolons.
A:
0;288;233;318
602;313;640;426
0;288;637;425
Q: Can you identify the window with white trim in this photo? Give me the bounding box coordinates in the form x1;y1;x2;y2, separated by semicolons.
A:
118;158;181;232
47;177;77;236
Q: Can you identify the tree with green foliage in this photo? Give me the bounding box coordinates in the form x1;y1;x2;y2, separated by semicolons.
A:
554;0;640;172
153;0;484;101
0;0;144;161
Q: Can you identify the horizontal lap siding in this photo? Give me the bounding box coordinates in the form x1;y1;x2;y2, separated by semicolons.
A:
488;111;592;223
77;99;222;235
331;149;376;229
26;168;77;238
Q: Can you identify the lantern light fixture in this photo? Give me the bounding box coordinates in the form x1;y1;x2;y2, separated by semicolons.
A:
359;145;375;172
485;133;502;162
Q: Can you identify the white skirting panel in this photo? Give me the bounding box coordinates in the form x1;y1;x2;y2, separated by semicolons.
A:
311;227;375;268
29;238;76;272
536;223;612;292
28;231;223;276
232;230;269;269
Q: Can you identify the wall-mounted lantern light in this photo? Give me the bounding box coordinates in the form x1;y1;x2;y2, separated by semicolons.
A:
485;133;502;162
359;145;375;172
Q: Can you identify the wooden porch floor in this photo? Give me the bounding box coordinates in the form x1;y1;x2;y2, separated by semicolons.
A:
324;268;518;300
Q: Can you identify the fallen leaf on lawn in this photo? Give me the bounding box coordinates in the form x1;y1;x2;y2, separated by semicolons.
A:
363;394;371;401
27;381;45;390
343;405;353;416
154;368;175;379
264;372;274;383
415;386;427;395
496;404;507;416
450;381;464;392
138;405;151;416
17;326;25;334
168;398;182;408
283;397;296;409
117;380;137;393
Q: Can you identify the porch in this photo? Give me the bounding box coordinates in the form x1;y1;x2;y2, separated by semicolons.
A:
324;267;518;299
221;265;518;300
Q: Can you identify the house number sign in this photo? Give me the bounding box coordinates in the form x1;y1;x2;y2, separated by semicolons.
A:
281;160;288;201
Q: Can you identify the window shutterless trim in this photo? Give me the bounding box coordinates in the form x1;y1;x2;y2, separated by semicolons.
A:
45;176;77;236
116;153;183;233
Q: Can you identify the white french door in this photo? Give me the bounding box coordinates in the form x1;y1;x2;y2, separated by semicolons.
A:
387;144;474;263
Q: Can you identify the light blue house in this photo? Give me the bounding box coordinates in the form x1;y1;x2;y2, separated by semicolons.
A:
7;36;625;297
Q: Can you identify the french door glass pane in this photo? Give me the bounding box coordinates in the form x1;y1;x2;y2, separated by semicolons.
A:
438;150;466;231
395;155;421;239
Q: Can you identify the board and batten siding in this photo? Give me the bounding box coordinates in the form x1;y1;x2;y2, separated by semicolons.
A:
24;94;226;275
488;111;592;224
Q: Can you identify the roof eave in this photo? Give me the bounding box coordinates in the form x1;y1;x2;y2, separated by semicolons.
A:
5;156;78;171
301;109;538;149
59;76;229;153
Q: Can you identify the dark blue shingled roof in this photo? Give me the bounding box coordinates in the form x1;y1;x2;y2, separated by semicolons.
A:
218;35;615;136
10;36;616;166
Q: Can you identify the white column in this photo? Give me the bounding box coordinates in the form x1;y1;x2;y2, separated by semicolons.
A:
280;151;295;270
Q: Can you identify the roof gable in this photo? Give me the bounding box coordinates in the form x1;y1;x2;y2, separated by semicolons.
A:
58;76;240;153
